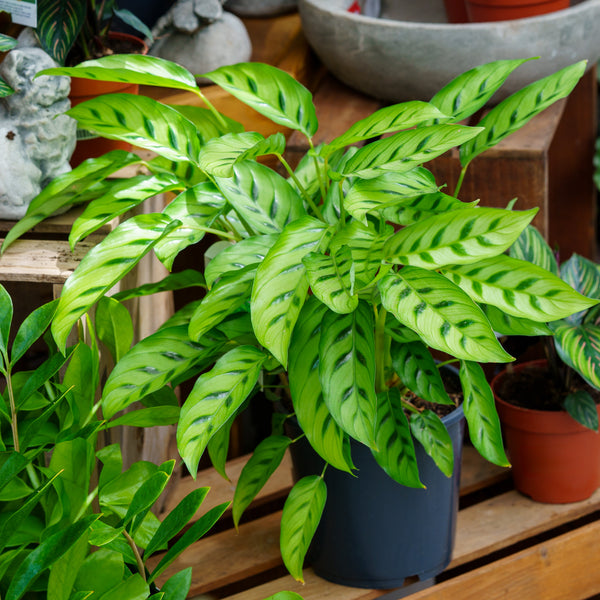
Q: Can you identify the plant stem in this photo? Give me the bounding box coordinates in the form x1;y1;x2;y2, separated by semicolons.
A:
6;366;19;453
123;529;147;582
192;88;230;131
374;306;388;394
308;139;329;210
276;153;324;220
453;164;468;198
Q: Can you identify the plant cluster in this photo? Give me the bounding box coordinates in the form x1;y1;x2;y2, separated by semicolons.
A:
3;53;596;583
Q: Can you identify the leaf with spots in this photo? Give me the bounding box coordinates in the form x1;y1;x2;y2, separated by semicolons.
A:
215;161;305;235
344;168;440;224
170;104;244;141
563;390;599;431
390;340;453;405
0;34;17;53
36;0;85;64
460;61;586;166
442;255;597;322
379;267;513;363
410;409;454;477
371;388;423;487
102;325;226;419
204;62;318;138
280;475;327;583
232;435;292;528
480;304;552;337
459;361;509;466
560;254;600;325
289;297;353;472
553;322;600;390
318;302;377;447
383;207;537;269
509;224;559;276
177;346;267;477
0;77;13;98
251;217;332;367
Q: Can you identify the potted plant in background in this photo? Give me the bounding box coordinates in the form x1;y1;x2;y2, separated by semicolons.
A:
465;0;570;22
490;225;600;503
3;54;595;588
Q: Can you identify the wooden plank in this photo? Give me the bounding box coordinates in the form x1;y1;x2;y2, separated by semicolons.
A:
459;446;509;496
408;520;600;600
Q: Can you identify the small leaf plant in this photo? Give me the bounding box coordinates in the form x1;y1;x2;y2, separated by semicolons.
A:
4;54;597;583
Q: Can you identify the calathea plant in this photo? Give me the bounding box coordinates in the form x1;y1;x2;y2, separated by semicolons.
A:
3;54;596;582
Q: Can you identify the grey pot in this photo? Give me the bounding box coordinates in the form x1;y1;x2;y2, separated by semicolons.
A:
224;0;297;16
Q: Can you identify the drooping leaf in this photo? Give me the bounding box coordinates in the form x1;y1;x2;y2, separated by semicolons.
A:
380;268;513;363
410;409;454;477
563;390;599;431
509;224;559;276
382;192;476;227
553;322;600;390
560;254;600;324
95;296;133;365
480;304;552;337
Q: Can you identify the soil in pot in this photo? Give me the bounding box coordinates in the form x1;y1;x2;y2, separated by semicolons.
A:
466;0;570;22
492;360;600;503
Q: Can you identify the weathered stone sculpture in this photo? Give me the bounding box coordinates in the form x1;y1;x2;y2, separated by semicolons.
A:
0;47;76;220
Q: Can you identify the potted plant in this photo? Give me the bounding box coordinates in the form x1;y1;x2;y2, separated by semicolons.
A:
465;0;570;22
490;225;600;503
4;55;595;587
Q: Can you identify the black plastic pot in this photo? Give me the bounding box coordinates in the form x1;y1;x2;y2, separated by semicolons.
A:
289;404;465;589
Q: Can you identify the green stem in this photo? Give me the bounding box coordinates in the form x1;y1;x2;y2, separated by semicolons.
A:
374;306;388;394
307;139;329;211
192;88;230;131
401;396;422;414
123;529;147;583
276;153;324;220
453;163;469;198
6;366;19;453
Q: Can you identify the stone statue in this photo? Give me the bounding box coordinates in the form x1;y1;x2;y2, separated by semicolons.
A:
0;46;76;220
149;0;252;81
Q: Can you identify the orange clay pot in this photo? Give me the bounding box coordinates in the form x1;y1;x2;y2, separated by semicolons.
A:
492;360;600;503
466;0;569;22
443;0;470;22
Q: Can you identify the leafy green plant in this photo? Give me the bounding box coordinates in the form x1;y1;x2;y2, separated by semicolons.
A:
4;54;596;582
0;30;17;97
507;226;600;430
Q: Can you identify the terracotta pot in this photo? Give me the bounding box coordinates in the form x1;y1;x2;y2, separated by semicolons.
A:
444;0;470;22
492;360;600;503
69;32;147;167
466;0;569;21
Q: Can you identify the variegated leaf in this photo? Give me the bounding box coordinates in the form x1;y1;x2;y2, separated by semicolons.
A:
554;322;600;390
563;390;598;431
112;270;206;303
344;168;440;224
442;255;597;322
198;132;266;177
430;58;532;123
69;173;182;246
410;409;454;477
208;409;237;480
189;265;256;340
460;61;586;166
215;161;305;235
326;101;447;152
390;340;453;405
303;246;358;314
382;192;476;227
338;124;481;180
37;0;85;64
459;361;509;466
232;435;292;527
171;105;244;140
251;217;331;367
509;225;558;276
148;154;207;186
0;78;13;98
41;54;199;91
102;325;225;419
385;314;421;344
52;214;179;351
155;182;228;269
288;297;353;472
204;62;318;138
480;304;552;337
239;132;286;162
0;34;17;52
379;268;513;363
319;302;377;447
177;346;267;477
67;94;201;164
383;207;537;269
280;475;327;583
2;151;142;253
205;234;278;288
371;388;423;488
561;253;600;301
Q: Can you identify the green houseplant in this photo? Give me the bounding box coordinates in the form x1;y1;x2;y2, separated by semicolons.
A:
3;54;596;585
490;225;600;503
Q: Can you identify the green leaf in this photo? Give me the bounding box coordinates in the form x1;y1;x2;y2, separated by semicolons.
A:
67;94;202;163
319;302;377;447
208;408;238;479
339;124;481;180
442;255;597;322
303;246;358;314
280;475;326;583
17;350;73;408
509;225;559;276
326;101;448;152
554;322;600;390
460;61;587;166
459;361;509;466
114;7;154;41
11;299;58;365
95;574;149;600
36;0;85;64
0;283;13;361
177;346;266;477
233;435;292;527
564;390;598;431
199;132;266;177
430;58;532;123
383;207;537;269
102;325;224;419
372;388;423;487
121;470;170;534
6;515;98;600
95;297;133;365
0;452;30;495
216;161;305;235
113;269;206;302
480;304;552;337
251;217;331;367
390;340;453;405
380;268;513;363
0;34;17;52
106;406;180;428
560;253;600;302
288;297;353;472
0;77;14;97
410;409;454;477
47;532;88;600
263;593;305;600
51;214;178;352
160;568;192;600
73;547;124;596
204;62;318;138
171;104;244;140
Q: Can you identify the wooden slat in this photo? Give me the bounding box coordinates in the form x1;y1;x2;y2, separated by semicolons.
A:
459;446;509;496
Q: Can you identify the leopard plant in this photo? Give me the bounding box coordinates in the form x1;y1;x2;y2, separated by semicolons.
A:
4;54;596;581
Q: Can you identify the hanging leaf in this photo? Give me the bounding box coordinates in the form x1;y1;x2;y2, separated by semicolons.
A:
563;390;599;431
410;409;454;477
553;322;600;390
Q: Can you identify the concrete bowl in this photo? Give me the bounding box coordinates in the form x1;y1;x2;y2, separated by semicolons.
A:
298;0;600;102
